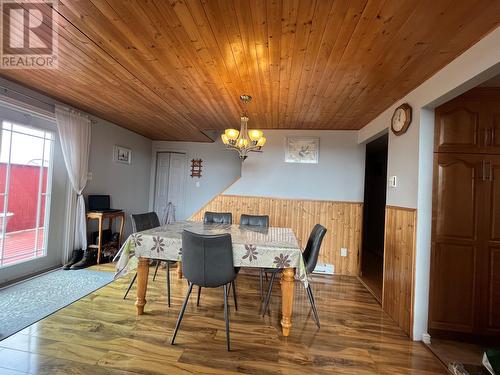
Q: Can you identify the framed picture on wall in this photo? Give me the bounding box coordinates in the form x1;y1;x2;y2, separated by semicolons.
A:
113;145;132;164
284;137;319;164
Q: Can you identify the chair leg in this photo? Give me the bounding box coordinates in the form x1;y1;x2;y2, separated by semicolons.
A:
259;269;263;300
306;285;320;328
261;272;276;316
310;286;320;327
231;280;238;311
153;260;161;281
171;282;193;345
223;284;231;351
166;262;171;308
123;273;137;299
197;286;202;307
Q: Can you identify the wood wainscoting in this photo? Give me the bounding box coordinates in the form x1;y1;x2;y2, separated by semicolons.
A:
383;206;417;338
190;194;363;276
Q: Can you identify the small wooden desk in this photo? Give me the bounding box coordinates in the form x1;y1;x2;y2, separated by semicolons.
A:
86;210;125;264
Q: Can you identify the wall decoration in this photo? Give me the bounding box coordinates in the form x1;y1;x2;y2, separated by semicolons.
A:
285;137;319;164
190;158;203;178
113;145;132;164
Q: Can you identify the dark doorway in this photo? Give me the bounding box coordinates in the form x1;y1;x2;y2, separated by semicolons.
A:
360;133;388;302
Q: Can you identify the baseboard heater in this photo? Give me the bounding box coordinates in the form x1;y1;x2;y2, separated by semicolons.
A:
312;263;334;275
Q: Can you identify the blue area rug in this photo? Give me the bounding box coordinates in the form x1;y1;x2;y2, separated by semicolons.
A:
0;269;114;340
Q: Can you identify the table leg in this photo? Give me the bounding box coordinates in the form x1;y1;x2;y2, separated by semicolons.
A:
97;216;103;264
135;257;149;315
177;261;183;279
280;268;295;337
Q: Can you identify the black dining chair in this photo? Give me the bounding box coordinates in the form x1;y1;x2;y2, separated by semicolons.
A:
123;212;176;307
203;211;233;225
261;224;327;328
240;214;269;227
171;230;238;351
196;211;237;308
239;214;270;299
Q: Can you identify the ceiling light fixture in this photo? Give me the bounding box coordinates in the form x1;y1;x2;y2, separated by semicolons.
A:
221;94;266;160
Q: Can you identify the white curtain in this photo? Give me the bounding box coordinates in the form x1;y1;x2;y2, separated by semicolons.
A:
55;105;91;251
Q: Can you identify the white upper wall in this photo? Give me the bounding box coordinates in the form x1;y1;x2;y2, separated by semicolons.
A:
225;130;366;202
86;118;152;237
150;138;241;220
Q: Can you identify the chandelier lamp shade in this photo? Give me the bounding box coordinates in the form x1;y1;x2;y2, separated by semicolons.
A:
221;95;266;160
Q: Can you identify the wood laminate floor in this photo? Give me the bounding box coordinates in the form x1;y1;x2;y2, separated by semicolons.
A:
0;264;447;374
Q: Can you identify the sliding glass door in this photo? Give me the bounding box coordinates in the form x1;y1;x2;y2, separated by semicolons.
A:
0;121;54;267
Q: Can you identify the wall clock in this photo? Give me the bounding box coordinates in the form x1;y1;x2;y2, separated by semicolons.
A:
391;103;412;136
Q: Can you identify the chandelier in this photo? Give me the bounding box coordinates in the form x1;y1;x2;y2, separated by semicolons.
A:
221;94;266;160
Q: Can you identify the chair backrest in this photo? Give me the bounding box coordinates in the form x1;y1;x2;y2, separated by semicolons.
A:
130;212;161;232
181;230;236;287
240;214;269;228
302;224;327;274
203;211;233;225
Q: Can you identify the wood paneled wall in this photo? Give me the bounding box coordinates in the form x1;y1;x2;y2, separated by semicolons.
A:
382;206;417;338
190;194;363;276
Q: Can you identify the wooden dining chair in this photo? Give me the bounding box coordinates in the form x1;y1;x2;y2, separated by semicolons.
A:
171;230;238;351
261;224;327;328
123;212;176;307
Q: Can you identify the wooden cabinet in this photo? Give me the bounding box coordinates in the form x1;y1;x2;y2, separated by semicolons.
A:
435;89;500;154
430;90;500;341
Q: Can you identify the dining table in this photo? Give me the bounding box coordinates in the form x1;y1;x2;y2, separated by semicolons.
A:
115;221;309;337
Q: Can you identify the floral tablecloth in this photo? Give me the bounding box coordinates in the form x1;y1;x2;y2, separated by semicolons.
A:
115;221;309;287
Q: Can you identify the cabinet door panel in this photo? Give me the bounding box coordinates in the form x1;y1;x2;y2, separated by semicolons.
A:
487;160;500;241
435;105;480;153
430;153;482;334
434;154;479;240
483;156;500;333
430;243;476;331
487;247;500;331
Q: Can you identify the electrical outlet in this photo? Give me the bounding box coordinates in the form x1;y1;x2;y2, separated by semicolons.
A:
195;181;200;188
340;247;348;257
87;172;93;181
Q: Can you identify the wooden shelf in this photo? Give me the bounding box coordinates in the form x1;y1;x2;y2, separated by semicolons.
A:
86;211;125;264
88;241;118;250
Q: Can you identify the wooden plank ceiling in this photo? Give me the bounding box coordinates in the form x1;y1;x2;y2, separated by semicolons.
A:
0;0;499;141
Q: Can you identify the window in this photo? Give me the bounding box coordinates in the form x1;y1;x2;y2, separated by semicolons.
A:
0;121;54;267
